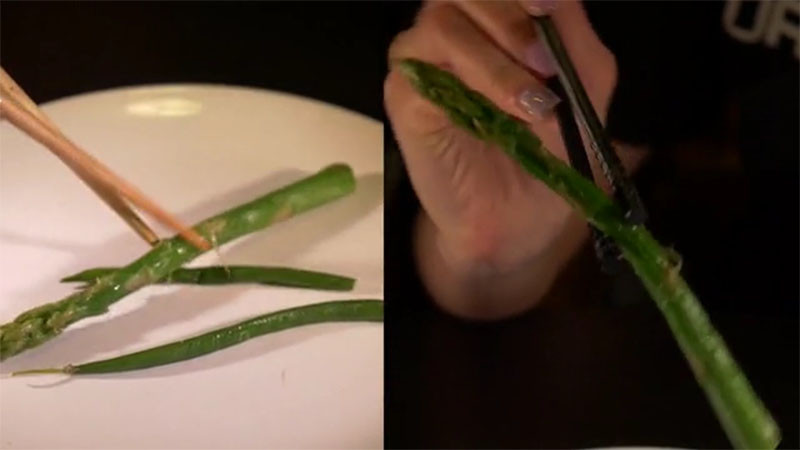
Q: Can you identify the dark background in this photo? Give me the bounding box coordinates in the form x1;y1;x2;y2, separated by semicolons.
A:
0;1;388;120
385;1;799;449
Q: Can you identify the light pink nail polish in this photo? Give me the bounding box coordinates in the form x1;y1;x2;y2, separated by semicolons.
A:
525;41;557;77
521;0;558;16
518;86;560;118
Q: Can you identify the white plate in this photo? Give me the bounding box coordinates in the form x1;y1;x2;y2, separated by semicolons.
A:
0;85;383;449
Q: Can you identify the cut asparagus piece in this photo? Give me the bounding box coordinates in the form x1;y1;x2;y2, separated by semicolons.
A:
398;59;780;450
62;266;355;291
0;164;356;361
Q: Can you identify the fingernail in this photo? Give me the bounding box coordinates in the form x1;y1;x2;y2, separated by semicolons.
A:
521;0;557;16
518;86;560;118
525;41;557;77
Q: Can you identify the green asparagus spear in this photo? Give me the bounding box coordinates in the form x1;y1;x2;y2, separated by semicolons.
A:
62;266;355;291
13;299;383;376
0;164;356;361
398;59;780;449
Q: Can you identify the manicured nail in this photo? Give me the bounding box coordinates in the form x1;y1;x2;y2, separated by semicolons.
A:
518;86;560;118
525;41;557;77
521;0;558;16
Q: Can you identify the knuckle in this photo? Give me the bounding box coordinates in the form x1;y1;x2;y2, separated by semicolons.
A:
484;54;515;82
383;71;399;100
383;71;407;114
384;69;445;129
387;30;412;63
419;3;460;41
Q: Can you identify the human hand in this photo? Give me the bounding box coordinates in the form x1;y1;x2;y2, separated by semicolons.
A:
384;0;622;318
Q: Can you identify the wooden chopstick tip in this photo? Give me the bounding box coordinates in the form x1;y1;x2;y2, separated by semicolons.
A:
186;232;212;251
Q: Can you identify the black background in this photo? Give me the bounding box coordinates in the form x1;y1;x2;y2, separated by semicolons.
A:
1;1;390;120
2;1;798;449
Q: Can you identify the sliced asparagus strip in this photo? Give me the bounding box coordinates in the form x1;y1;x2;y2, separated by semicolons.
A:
13;299;382;376
62;266;355;291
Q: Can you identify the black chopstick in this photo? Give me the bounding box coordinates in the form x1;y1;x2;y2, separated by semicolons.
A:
548;78;624;274
533;16;647;225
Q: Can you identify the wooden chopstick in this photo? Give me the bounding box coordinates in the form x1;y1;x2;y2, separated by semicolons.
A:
0;68;160;247
0;81;210;251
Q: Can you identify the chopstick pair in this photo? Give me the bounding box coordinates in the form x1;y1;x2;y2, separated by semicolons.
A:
532;16;647;274
0;68;210;251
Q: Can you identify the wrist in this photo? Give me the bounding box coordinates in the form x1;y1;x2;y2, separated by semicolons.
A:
412;208;587;320
417;194;575;277
417;211;517;279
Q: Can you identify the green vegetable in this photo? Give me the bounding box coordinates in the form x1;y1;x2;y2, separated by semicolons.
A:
13;299;382;376
62;266;355;291
398;59;780;450
0;164;356;361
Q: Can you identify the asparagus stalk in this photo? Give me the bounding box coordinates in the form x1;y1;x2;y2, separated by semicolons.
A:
398;59;780;449
0;164;356;361
62;266;355;291
12;299;383;376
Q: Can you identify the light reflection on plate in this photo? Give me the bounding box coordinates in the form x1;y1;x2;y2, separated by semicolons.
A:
125;97;203;117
